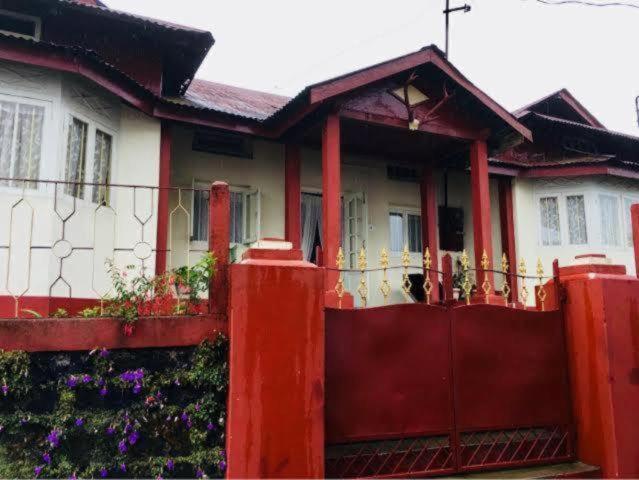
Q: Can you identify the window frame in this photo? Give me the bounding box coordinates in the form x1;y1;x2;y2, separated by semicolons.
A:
0;9;42;41
534;190;591;248
190;180;260;249
61;109;117;203
388;206;422;254
622;194;639;248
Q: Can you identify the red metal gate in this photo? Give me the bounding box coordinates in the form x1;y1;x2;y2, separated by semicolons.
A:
325;302;574;478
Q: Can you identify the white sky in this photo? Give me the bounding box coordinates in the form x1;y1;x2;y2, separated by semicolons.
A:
105;0;639;134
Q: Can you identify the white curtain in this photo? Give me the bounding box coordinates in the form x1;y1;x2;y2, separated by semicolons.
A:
566;195;587;245
301;194;322;261
389;213;404;251
92;130;112;203
539;197;561;246
0;101;15;185
65;117;88;198
14;104;44;184
600;194;620;246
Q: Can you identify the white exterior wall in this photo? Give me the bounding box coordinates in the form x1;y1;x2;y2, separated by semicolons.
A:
0;60;161;303
514;175;639;285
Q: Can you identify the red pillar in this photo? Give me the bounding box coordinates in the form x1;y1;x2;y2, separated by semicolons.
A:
227;247;324;478
322;114;341;303
420;167;440;302
631;204;639;277
498;177;517;296
155;121;171;275
285;144;302;249
470;140;494;283
209;181;230;317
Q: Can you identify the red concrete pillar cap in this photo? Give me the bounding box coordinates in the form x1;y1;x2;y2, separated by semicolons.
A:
559;254;627;277
239;238;313;265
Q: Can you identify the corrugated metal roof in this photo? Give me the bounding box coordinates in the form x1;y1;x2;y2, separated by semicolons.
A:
171;79;291;121
530;113;639;143
60;0;211;35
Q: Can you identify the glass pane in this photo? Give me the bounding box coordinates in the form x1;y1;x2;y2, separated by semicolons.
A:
407;214;422;253
192;189;209;242
624;198;635;247
539;197;561;246
600;194;620;246
65;117;88;198
0;100;16;184
92;130;112;203
389;213;404;252
566;195;587;245
230;191;244;244
13;103;43;188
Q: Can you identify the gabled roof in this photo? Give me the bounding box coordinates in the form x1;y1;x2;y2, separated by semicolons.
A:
514;88;604;129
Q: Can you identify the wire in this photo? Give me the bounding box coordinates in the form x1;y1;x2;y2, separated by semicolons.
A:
532;0;639;8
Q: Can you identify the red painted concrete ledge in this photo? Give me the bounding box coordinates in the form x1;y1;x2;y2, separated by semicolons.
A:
0;314;227;352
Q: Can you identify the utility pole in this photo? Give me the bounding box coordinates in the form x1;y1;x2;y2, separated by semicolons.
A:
444;0;471;58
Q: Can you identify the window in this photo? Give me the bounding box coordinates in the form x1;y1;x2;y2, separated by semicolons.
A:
389;209;422;253
0;98;44;187
0;10;41;40
624;197;637;247
566;195;587;245
539;196;561;246
599;194;620;246
191;183;260;245
64;115;114;201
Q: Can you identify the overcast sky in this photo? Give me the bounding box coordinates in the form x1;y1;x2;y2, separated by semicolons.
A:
106;0;639;135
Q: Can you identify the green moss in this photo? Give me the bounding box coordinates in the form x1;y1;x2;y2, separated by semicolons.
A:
0;336;228;479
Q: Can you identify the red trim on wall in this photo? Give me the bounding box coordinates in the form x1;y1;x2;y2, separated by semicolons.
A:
155;122;172;276
284;144;302;249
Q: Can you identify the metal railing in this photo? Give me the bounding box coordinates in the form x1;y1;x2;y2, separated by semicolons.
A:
0;177;213;318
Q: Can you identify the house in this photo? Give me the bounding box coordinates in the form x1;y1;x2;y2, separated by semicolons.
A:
1;0;638;312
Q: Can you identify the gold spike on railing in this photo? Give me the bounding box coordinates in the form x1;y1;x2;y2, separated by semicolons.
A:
501;253;511;306
423;247;433;305
519;258;529;305
461;249;472;305
334;247;345;309
379;247;391;304
536;258;547;311
357;246;368;307
481;249;491;304
401;245;412;296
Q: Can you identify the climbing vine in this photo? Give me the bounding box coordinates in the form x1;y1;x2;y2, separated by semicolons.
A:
0;336;228;479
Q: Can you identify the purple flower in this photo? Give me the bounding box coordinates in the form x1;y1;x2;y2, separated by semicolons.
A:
1;384;8;396
186;419;192;430
99;386;108;397
66;376;78;388
75;418;84;428
100;467;108;478
0;425;4;434
180;412;189;423
82;374;92;384
42;452;51;464
132;383;142;395
174;378;181;386
119;369;144;383
118;439;128;454
99;348;110;358
98;378;105;386
119;463;126;473
20;418;28;426
207;422;215;431
128;430;139;445
195;467;204;479
156;475;163;480
69;472;77;480
34;465;43;477
166;459;174;472
124;423;133;435
106;426;115;436
47;429;61;448
219;460;227;471
195;403;201;412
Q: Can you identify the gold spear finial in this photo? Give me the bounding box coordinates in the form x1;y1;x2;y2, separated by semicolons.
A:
519;258;528;305
481;250;491;304
501;253;511;306
356;246;368;307
536;258;547;311
423;247;433;304
334;247;345;308
401;245;412;295
461;249;472;305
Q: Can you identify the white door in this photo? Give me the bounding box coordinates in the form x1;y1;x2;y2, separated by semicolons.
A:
343;193;367;304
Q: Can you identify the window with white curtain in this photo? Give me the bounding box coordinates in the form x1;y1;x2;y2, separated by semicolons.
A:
389;209;422;253
599;194;620;246
566;195;587;245
539;196;561;246
64;114;114;201
0;98;45;188
191;182;260;245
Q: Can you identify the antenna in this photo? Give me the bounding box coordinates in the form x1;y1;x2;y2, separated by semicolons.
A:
444;0;471;58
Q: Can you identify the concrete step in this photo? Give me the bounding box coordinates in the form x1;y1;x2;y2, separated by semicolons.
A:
448;462;601;479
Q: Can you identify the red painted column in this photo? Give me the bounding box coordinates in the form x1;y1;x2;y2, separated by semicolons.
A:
322;114;341;304
155;121;172;275
442;253;453;302
631;204;639;277
285;144;302;249
550;257;639;478
209;182;230;317
470;140;494;283
420;167;440;302
498;177;518;296
227;247;324;478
